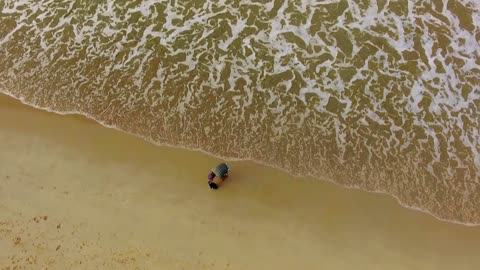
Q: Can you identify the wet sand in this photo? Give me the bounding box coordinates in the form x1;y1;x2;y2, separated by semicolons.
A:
0;93;479;270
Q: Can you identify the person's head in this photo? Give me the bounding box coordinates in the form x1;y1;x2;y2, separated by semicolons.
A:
208;181;218;189
208;172;215;181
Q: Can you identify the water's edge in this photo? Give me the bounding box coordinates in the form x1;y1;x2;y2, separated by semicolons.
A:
2;90;477;227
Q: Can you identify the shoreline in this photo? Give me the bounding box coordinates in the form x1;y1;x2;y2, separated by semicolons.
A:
1;93;480;269
1;91;477;226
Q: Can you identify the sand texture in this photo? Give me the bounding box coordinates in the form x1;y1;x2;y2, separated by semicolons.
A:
1;94;480;270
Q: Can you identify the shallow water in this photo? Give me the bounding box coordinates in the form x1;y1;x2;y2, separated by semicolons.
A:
0;0;479;224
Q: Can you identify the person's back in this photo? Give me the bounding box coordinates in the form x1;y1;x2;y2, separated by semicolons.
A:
208;163;229;189
213;163;229;179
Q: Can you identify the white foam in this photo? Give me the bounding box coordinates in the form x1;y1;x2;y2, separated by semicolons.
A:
218;18;246;51
1;0;479;225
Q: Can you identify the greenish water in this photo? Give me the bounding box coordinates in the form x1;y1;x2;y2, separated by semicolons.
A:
0;0;479;224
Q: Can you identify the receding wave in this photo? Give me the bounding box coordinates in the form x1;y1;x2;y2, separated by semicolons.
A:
0;0;479;224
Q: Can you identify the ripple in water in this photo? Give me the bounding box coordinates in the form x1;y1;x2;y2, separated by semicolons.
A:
0;0;479;224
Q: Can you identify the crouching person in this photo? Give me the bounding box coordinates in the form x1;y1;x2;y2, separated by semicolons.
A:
207;163;229;189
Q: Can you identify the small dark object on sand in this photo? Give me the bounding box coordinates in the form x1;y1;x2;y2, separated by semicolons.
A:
207;163;229;190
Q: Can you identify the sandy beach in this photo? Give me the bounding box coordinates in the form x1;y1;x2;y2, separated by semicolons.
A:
0;93;479;270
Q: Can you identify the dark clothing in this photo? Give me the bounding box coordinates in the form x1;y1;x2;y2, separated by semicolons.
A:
212;163;229;179
207;163;229;190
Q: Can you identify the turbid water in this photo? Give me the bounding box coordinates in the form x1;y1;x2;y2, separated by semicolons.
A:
0;0;479;224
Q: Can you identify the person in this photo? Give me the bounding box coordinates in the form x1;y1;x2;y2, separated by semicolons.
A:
208;163;229;189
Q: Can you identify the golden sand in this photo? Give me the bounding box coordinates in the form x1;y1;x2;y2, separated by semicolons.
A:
0;94;479;269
